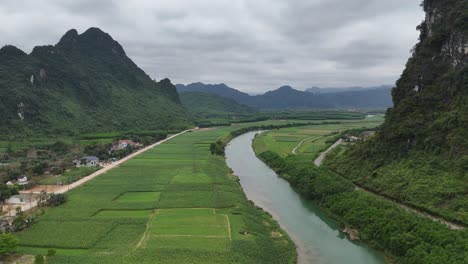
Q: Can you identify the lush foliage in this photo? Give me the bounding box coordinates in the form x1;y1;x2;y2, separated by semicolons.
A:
324;0;468;225
255;133;468;263
0;233;19;256
0;28;191;137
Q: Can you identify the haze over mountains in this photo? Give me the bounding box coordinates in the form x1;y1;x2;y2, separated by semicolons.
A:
0;28;191;135
176;83;393;110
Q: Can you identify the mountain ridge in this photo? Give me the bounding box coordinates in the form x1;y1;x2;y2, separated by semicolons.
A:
0;28;191;136
176;82;393;110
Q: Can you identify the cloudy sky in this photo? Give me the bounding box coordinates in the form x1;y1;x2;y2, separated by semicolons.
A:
1;0;424;93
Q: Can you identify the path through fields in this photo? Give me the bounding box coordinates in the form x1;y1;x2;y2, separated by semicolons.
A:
313;139;343;166
291;136;326;154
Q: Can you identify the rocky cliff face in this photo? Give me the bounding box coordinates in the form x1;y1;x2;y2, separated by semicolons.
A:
379;0;467;155
324;0;468;225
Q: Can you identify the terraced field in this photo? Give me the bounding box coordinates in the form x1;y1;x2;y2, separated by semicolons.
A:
253;116;384;157
16;128;295;263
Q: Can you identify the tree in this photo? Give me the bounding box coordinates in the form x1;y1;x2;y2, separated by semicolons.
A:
0;233;19;256
34;255;44;264
47;249;56;257
47;193;66;206
0;184;12;201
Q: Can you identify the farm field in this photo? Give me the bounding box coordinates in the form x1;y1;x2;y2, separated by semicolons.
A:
15;128;295;263
39;167;101;185
253;115;384;157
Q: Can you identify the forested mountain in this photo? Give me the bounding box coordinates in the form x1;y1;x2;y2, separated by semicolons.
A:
179;91;257;118
0;28;191;136
326;0;468;224
176;82;392;110
176;83;251;102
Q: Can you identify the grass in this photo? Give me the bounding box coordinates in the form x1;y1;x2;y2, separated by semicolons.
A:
15;127;296;263
115;192;161;203
253;116;384;157
39;167;100;185
94;210;153;218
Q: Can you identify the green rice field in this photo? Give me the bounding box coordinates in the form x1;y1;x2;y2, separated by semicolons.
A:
15;128;296;263
253;115;384;157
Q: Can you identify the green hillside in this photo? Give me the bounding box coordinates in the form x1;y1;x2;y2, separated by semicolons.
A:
180;91;257;118
0;28;191;137
325;0;468;224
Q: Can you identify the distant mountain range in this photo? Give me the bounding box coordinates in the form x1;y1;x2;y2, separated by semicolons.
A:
304;85;392;94
176;83;393;110
0;28;191;136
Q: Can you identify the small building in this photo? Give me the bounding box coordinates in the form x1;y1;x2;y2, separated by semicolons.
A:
73;156;99;167
6;176;28;186
117;140;141;150
6;180;16;186
17;176;28;186
346;136;359;142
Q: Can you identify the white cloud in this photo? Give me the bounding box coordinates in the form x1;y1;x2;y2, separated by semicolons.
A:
0;0;425;93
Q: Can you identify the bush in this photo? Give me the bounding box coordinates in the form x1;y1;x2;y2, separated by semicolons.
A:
0;233;19;256
47;249;56;257
34;255;44;264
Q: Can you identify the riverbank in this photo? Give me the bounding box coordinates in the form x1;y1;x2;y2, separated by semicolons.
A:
253;128;468;264
226;131;385;264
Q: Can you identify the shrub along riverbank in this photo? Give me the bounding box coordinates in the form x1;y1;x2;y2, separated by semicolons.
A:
249;138;468;263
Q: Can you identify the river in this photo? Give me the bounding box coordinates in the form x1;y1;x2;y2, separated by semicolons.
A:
225;131;386;264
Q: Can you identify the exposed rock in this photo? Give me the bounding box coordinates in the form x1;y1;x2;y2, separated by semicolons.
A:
340;227;360;241
39;68;46;79
441;32;466;66
17;102;25;121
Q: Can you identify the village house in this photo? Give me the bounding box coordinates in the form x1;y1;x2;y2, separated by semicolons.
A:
116;140;141;150
17;176;28;186
73;156;99;167
6;176;28;186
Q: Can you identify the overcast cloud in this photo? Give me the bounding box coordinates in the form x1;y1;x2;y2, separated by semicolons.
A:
0;0;424;93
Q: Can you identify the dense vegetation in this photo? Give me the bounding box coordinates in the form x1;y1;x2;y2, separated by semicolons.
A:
179;91;257;118
325;0;468;224
14;128;296;263
253;125;468;264
176;83;392;110
0;28;191;137
194;110;366;128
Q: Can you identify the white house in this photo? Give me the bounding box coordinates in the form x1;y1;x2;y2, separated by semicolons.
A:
17;176;28;186
117;140;141;150
73;156;99;167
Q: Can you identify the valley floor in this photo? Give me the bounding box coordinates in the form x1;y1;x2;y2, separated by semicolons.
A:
14;127;296;263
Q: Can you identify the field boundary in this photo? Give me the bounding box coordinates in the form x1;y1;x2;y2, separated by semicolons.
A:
224;214;232;241
136;209;159;248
